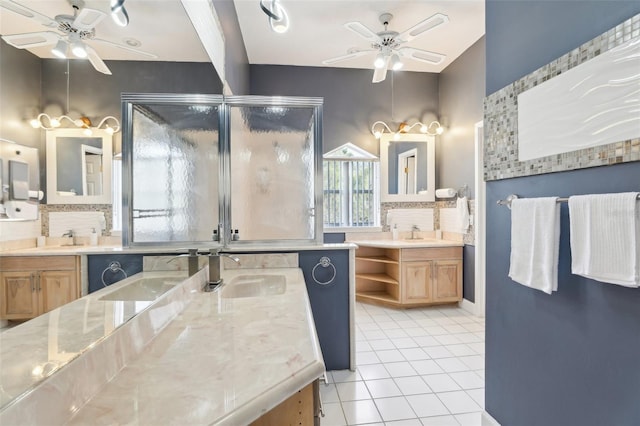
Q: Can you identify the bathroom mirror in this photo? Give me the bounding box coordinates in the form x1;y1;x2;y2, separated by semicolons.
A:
380;133;435;202
46;128;112;204
0;139;40;220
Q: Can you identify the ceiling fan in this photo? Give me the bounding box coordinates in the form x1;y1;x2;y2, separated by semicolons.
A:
0;0;157;75
323;12;449;83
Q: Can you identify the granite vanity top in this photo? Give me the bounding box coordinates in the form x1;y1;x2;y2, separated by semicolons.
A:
348;239;464;249
0;267;325;425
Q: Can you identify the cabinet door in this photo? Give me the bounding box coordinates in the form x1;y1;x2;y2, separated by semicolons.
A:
433;260;462;302
0;272;39;319
39;271;78;314
402;261;433;304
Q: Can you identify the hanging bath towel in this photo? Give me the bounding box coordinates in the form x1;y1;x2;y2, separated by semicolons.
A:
508;197;561;294
569;192;640;287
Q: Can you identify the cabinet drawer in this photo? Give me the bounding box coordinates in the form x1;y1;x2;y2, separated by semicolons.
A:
401;247;462;262
1;256;77;272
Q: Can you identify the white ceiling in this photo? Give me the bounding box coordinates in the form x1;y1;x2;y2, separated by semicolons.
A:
0;1;485;74
234;0;485;73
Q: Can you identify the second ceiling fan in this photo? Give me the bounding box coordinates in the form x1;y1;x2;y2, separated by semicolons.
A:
323;12;449;83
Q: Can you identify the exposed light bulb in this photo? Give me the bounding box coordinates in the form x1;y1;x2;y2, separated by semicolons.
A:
105;126;114;135
393;132;400;141
420;124;428;133
83;128;93;136
30;119;40;128
373;130;382;139
50;118;61;127
436;126;444;135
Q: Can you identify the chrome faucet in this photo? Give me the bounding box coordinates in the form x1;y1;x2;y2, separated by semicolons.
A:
205;249;240;292
409;225;422;240
169;249;201;276
61;230;75;246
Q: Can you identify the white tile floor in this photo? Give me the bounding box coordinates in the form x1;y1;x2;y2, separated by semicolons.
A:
321;302;485;426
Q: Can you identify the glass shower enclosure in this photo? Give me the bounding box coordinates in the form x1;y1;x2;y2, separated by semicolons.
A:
121;94;323;247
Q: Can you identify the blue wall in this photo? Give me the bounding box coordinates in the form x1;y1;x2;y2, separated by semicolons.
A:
485;2;640;425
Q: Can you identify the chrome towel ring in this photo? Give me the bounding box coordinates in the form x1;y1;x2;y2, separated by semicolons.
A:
312;256;337;285
101;261;128;287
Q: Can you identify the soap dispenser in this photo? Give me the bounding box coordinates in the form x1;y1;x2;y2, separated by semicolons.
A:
392;224;399;241
89;228;98;246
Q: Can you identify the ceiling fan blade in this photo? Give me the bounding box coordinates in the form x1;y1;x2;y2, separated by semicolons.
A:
73;8;106;31
372;59;389;84
0;0;58;27
398;47;446;65
344;21;381;43
86;46;112;75
92;38;158;59
395;13;449;43
322;49;375;65
1;31;60;49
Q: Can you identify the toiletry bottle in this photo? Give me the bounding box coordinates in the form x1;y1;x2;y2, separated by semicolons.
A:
90;228;98;246
232;229;240;241
392;224;399;241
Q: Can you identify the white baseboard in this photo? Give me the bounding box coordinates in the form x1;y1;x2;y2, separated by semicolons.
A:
482;411;501;426
459;299;478;316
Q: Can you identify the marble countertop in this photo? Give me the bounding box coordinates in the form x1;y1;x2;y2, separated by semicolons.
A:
348;239;464;249
0;266;325;425
1;242;356;256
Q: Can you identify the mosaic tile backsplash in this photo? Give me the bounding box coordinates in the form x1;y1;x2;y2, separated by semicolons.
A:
483;13;640;181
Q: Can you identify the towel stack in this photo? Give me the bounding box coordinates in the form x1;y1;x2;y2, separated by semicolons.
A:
569;192;640;287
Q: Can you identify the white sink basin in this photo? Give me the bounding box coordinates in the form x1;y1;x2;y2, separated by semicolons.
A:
99;277;182;301
222;274;286;299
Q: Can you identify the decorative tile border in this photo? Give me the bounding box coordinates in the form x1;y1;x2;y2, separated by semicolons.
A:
40;204;113;237
484;13;640;181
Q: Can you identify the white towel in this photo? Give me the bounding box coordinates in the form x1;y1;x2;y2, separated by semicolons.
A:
568;192;640;287
508;197;561;294
457;197;470;232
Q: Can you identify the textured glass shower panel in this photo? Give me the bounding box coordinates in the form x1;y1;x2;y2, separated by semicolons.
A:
229;106;316;241
131;104;219;243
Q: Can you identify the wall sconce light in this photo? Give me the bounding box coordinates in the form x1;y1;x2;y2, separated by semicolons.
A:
371;120;444;139
260;0;290;33
30;113;121;135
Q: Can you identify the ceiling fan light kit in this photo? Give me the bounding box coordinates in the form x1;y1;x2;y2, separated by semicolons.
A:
323;12;449;83
1;0;156;75
51;39;68;58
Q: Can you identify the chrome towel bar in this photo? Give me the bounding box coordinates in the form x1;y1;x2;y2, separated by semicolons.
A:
496;193;640;209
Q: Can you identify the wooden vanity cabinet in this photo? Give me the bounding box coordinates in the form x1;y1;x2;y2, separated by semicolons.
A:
356;246;462;308
0;256;80;320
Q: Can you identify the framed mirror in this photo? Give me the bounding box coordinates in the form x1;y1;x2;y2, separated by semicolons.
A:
46;128;112;204
380;133;435;202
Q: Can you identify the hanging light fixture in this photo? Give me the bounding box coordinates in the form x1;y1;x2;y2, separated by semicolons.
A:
371;120;444;139
260;0;290;33
111;0;129;27
29;61;121;134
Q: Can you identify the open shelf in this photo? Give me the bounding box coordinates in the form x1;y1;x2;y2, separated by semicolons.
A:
355;256;398;264
356;291;401;306
355;273;398;285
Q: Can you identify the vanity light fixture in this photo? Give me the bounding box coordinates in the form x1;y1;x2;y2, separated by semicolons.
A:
30;113;120;135
260;0;290;33
371;120;444;139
